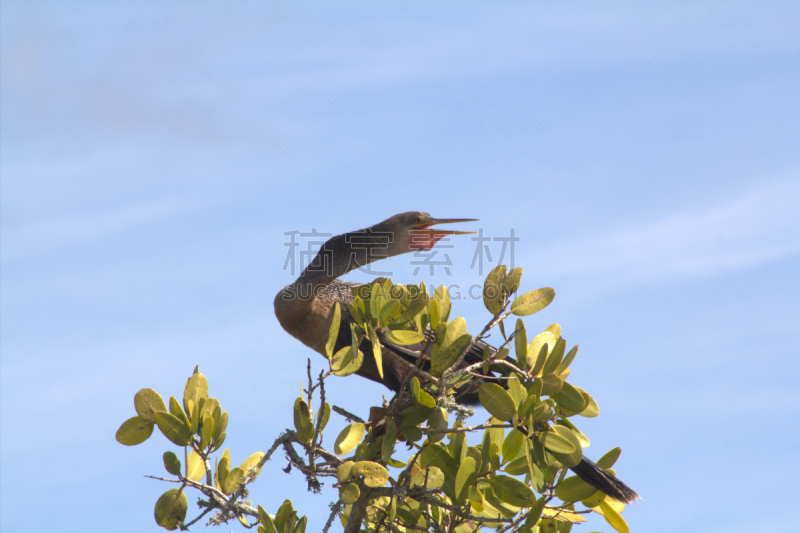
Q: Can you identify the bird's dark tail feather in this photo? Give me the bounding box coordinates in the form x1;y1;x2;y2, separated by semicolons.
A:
571;457;639;503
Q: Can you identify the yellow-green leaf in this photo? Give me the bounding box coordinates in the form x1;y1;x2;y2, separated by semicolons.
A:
326;302;341;359
334;423;365;455
598;500;629;533
383;329;424;346
258;505;277;533
352;461;389;487
216;449;230;490
431;333;472;376
596;447;621;469
200;415;214;450
483;265;507;315
183;371;208;414
502;429;525;463
116;416;154;446
163;451;181;476
186;449;205;481
427;407;448;443
240;452;265;477
478;383;517;422
337;461;355;483
169;396;190;429
555;475;598;502
293;398;313;445
513;319;528;367
454;456;476;504
382;418;398;463
503;267;523;295
330;346;363;377
366;324;383;380
553;381;588;411
154;488;187;530
222;466;245;494
134;388;166;423
511;288;555;316
538;430;576;455
433;285;452;322
410;465;444;489
154;411;192;446
340;483;360;504
489;474;537;507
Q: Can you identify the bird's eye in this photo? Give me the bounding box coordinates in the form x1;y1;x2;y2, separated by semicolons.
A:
414;217;421;224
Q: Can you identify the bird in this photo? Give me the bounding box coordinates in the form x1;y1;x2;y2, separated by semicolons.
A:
274;211;638;503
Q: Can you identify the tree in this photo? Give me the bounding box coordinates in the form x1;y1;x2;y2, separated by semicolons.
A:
116;266;635;533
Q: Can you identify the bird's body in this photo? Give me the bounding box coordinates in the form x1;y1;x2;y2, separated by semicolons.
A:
274;211;638;503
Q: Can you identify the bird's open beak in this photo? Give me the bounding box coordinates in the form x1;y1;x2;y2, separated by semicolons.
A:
410;218;478;251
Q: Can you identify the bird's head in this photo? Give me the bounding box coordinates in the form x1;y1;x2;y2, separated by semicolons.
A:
373;211;478;255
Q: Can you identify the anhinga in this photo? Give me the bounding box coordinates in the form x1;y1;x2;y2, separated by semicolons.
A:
275;211;638;503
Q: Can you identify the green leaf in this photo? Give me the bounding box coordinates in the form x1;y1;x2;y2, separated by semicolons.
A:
337;461;355;482
330;345;363;377
339;483;360;504
134;388;166;423
540;374;564;396
454;456;477;504
514;319;528;367
154;488;187;530
547;425;584;467
483;265;507;315
542;338;566;375
427;407;448;443
200;415;214;450
163;451;181;476
293;398;313;445
596;447;621;469
598;500;629;533
222;466;245;494
410;465;445;489
428;298;439;330
489;474;537;507
216;449;230;490
366;323;384;380
478;383;517;421
334;423;365;455
522;496;546;530
555;475;598;502
511;288;555;316
186;449;205;481
352;461;389;487
433;285;452;322
318;402;331;431
183;370;208;415
507;376;527;410
553;381;588;412
528;331;555;375
379;299;401;327
240;452;265;476
259;505;277;533
578;393;600;418
383;329;424;346
502;429;526;463
431;333;472;376
325;302;341;359
115;416;154;446
504;267;523;295
538;430;576;455
381;418;398;463
556;344;579;375
154;411;192;446
168;396;189;428
274;500;296;533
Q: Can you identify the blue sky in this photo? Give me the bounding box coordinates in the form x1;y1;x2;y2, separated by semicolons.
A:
1;2;798;532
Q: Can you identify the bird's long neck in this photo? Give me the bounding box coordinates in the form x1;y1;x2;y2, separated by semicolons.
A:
275;227;398;328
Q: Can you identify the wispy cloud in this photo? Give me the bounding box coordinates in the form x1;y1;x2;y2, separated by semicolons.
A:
527;177;800;287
